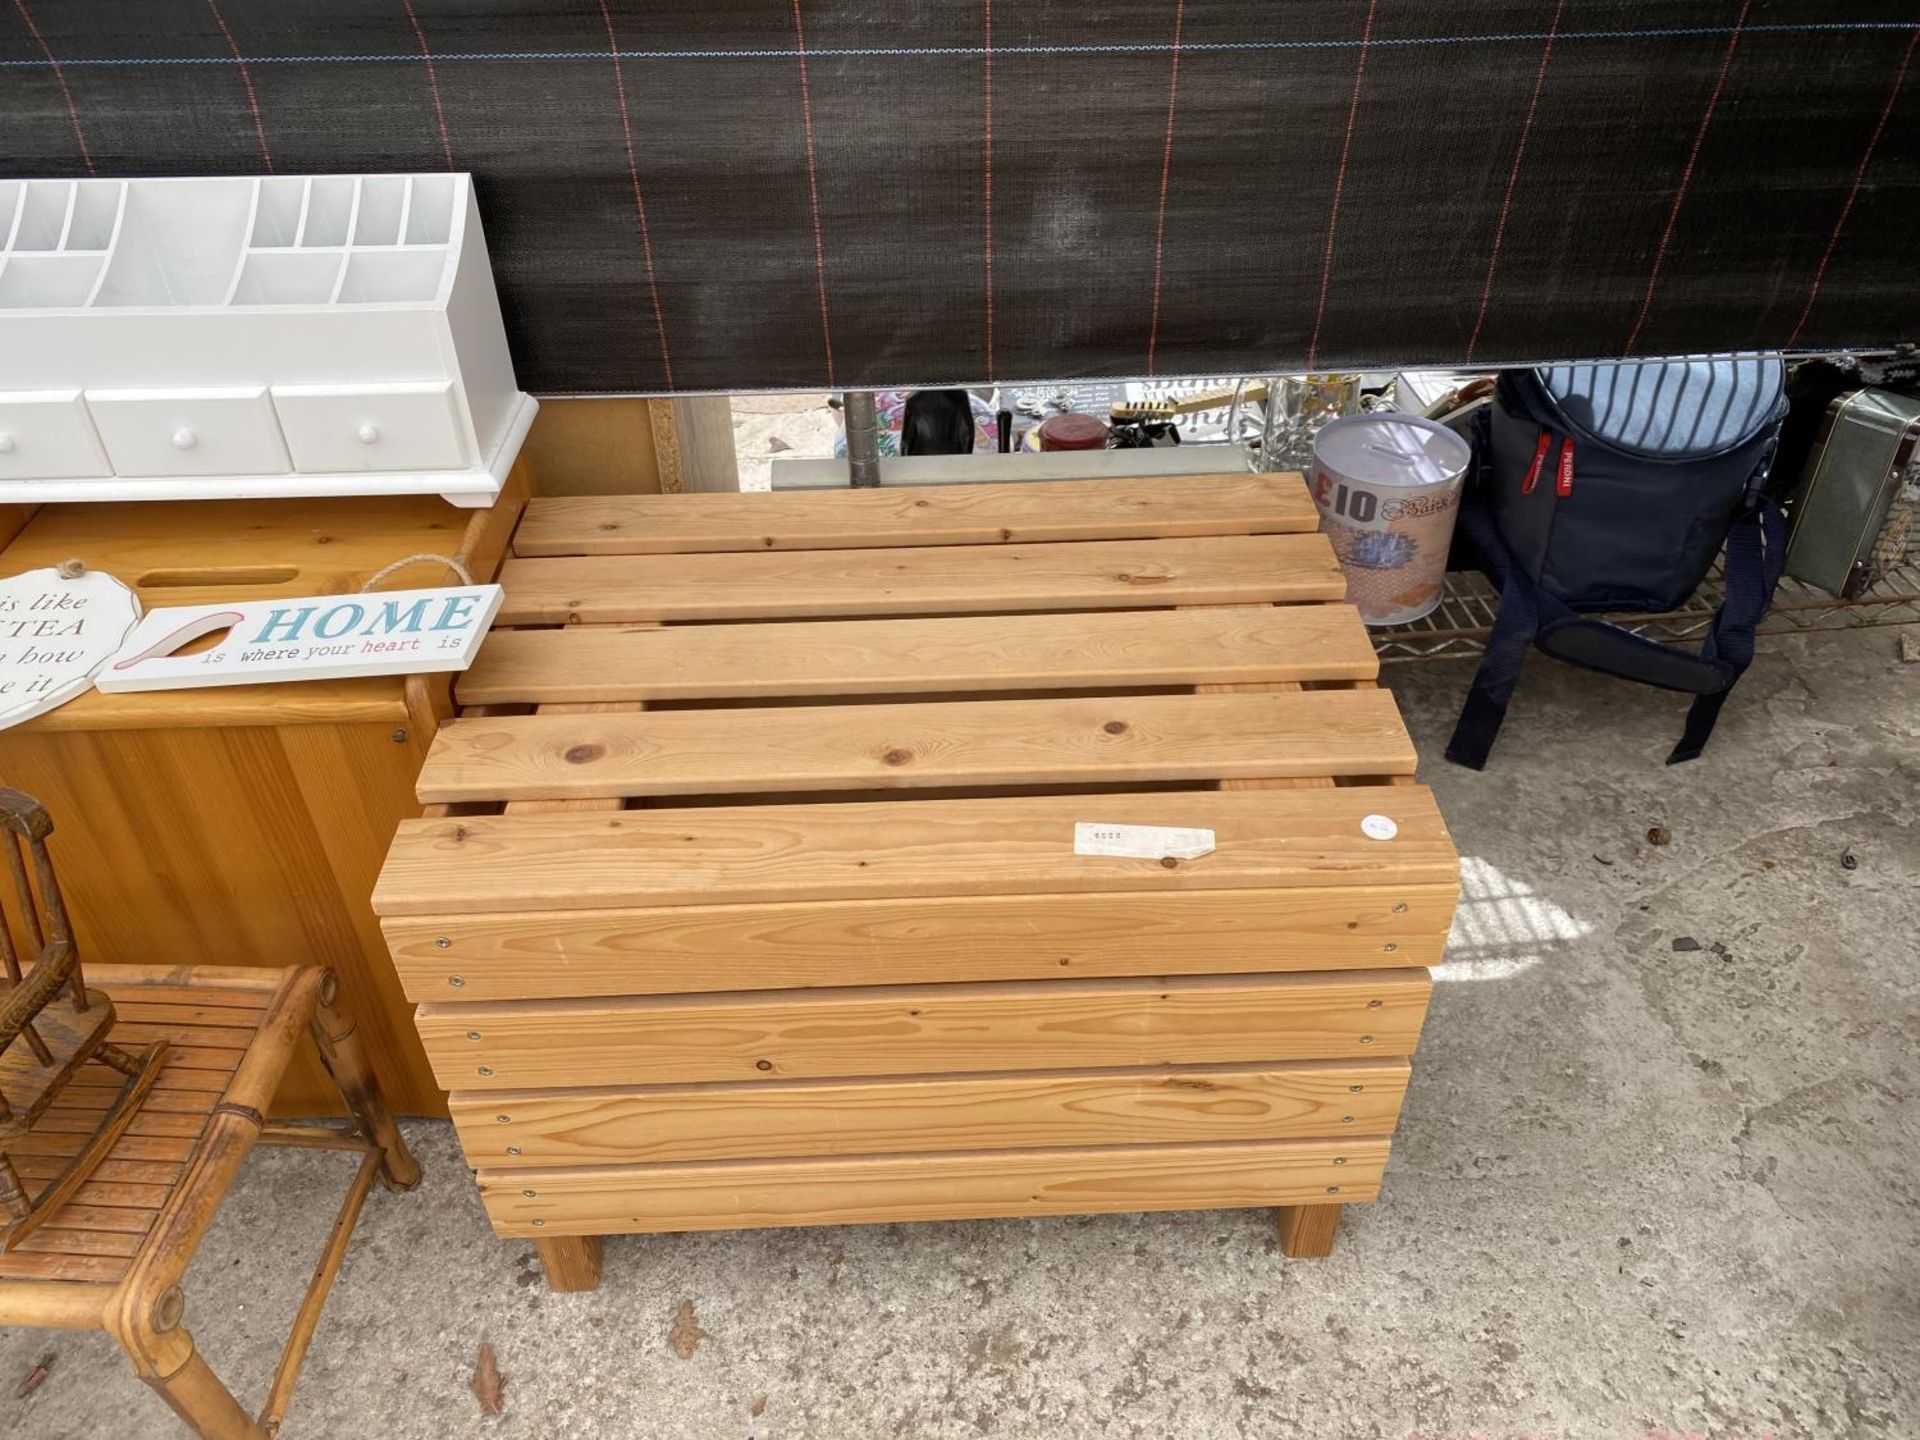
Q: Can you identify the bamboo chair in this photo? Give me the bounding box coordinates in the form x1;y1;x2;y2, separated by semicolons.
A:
0;795;421;1437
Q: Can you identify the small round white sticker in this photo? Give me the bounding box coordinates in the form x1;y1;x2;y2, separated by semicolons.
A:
1361;814;1399;841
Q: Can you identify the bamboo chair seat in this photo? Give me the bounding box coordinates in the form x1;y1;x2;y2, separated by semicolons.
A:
0;978;267;1284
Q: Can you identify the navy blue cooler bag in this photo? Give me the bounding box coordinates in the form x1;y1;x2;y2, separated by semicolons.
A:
1448;358;1790;769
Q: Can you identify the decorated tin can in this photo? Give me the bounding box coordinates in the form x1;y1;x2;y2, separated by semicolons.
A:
1310;413;1470;626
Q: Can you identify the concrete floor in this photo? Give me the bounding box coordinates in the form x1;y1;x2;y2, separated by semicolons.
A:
3;623;1916;1439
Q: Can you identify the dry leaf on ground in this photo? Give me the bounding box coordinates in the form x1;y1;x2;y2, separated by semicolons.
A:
668;1300;707;1360
472;1341;506;1415
751;1395;768;1417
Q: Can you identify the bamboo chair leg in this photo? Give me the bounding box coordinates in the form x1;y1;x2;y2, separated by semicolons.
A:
534;1235;604;1293
308;974;421;1194
137;1330;266;1440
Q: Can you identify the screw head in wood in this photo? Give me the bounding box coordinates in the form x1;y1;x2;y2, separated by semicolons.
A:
1367;999;1384;1009
435;937;453;949
448;975;465;987
1348;1084;1364;1092
1392;902;1407;913
1325;1186;1340;1195
506;1146;521;1156
466;1030;482;1041
1334;1157;1347;1166
391;728;409;744
532;1219;546;1227
495;1114;510;1123
523;1189;537;1198
1359;1035;1373;1045
1341;1115;1354;1123
477;1066;494;1076
1383;943;1398;953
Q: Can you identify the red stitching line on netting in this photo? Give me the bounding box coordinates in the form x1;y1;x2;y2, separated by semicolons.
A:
1306;0;1379;372
983;0;995;383
1144;0;1187;377
790;0;838;388
597;0;675;390
1785;25;1918;348
10;0;92;174
204;0;274;173
1464;0;1567;364
401;0;455;169
1623;0;1753;355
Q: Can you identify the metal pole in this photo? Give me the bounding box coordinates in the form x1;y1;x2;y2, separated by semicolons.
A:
844;390;881;487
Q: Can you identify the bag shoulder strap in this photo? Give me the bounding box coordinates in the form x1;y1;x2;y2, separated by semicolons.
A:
1446;482;1787;770
1444;481;1536;770
1667;494;1787;763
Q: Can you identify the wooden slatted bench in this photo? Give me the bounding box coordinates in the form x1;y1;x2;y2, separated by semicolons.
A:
371;472;1460;1292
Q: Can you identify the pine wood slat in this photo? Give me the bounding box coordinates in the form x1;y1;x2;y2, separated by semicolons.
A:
514;473;1318;555
374;788;1456;917
418;969;1431;1090
452;1059;1411;1166
460;603;1378;706
417;688;1412;804
497;533;1345;625
476;1137;1391;1237
385;882;1456;1001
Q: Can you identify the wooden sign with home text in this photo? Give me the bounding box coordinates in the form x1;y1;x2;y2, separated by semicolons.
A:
97;585;503;693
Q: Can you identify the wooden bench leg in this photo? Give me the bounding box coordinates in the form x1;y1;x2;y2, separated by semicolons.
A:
310;974;422;1194
134;1328;266;1440
534;1235;604;1292
1274;1202;1343;1258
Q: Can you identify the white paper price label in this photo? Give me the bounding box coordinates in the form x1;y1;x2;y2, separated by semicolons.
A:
1073;822;1216;861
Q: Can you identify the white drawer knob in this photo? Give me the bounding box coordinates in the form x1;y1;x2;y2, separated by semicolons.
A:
171;427;198;450
357;422;381;445
0;433;14;454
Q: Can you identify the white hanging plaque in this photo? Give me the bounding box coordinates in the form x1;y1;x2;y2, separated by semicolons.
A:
97;585;503;693
0;566;142;730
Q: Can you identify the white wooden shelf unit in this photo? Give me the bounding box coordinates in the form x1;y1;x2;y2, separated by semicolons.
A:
0;173;535;508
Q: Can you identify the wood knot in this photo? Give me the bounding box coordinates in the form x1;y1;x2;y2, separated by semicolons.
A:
763;536;776;547
1160;856;1180;869
999;528;1014;541
451;825;469;843
882;748;912;766
1103;720;1129;735
914;499;930;507
755;1059;774;1071
564;743;604;764
599;521;621;532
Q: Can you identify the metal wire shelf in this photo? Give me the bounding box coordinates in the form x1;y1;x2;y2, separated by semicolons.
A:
1372;557;1920;663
